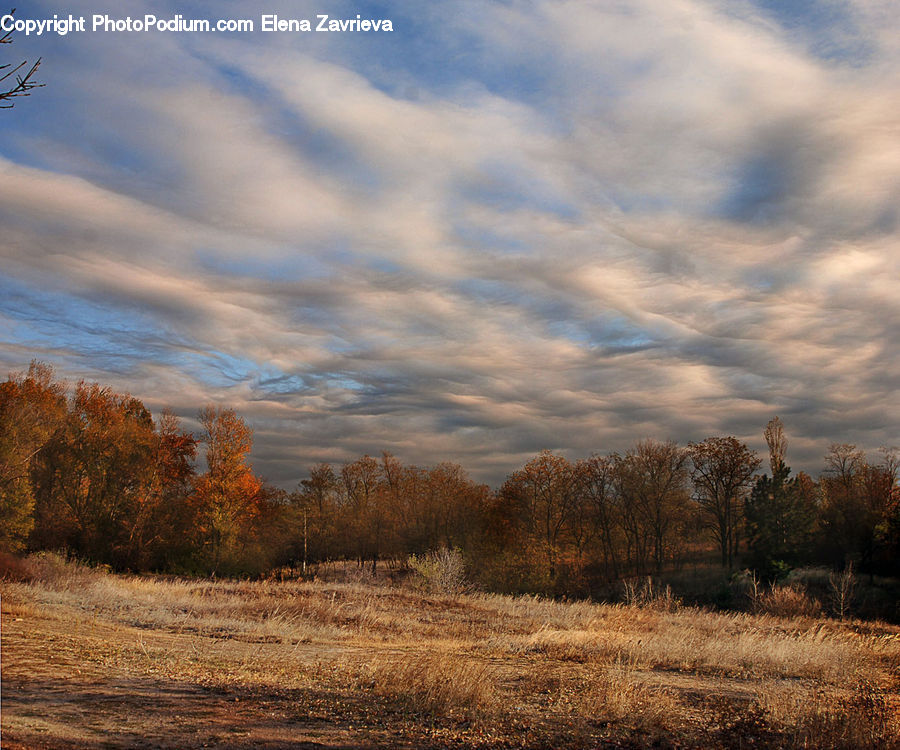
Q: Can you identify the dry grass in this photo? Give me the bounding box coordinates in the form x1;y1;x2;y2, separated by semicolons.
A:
575;666;684;734
368;652;499;720
2;553;899;748
751;582;824;618
753;679;896;750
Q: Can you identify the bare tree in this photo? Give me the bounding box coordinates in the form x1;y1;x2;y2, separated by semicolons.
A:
499;451;578;581
574;455;621;581
1;9;43;108
688;436;761;569
764;416;787;474
613;440;690;575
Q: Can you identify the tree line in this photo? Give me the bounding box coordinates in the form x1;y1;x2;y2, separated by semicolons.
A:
1;363;898;592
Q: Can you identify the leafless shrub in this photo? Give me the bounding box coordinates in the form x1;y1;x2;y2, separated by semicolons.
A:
407;547;469;595
750;580;822;618
829;562;857;621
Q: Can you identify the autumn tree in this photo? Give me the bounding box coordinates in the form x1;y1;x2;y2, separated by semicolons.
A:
498;451;578;584
376;451;415;562
128;410;197;570
688;436;761;569
193;406;262;574
31;381;158;566
878;448;900;574
818;444;866;567
338;454;383;571
417;462;488;553
292;454;490;577
0;362;66;550
290;462;340;573
818;444;897;573
859;456;898;573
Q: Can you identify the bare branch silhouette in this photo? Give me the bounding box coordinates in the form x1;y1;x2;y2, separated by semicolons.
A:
1;8;44;108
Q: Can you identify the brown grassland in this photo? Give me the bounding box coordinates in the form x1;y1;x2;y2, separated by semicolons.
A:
2;554;899;749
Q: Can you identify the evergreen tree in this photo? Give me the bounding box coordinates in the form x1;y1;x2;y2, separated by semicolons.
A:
744;459;817;580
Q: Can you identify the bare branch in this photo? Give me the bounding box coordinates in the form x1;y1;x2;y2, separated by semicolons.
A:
1;8;44;107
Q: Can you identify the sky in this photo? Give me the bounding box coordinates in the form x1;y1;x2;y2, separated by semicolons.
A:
1;0;898;486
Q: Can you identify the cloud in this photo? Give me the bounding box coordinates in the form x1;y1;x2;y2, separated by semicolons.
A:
1;0;898;484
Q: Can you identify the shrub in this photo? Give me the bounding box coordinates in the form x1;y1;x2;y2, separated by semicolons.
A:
829;563;857;621
0;551;31;581
18;550;104;589
750;581;822;618
407;547;469;595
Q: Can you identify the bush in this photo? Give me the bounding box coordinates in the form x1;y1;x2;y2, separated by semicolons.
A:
829;563;857;621
407;547;469;595
9;550;105;589
748;578;822;618
0;551;31;581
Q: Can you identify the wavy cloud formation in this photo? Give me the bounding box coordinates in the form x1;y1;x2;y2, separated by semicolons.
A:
1;0;898;483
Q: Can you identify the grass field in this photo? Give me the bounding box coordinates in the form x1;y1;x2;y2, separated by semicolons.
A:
2;554;899;749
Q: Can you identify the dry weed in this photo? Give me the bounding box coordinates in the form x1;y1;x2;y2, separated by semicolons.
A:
755;679;900;749
752;583;823;618
622;576;683;612
368;652;499;721
577;667;683;736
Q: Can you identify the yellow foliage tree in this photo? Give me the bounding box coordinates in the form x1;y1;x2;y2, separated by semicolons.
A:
193;406;262;574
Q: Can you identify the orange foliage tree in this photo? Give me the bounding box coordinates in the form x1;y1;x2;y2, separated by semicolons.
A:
193;406;262;574
128;409;197;570
31;381;163;566
0;362;66;550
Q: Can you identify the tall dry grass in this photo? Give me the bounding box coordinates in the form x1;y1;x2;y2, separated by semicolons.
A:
753;679;898;750
367;652;498;720
575;667;684;733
